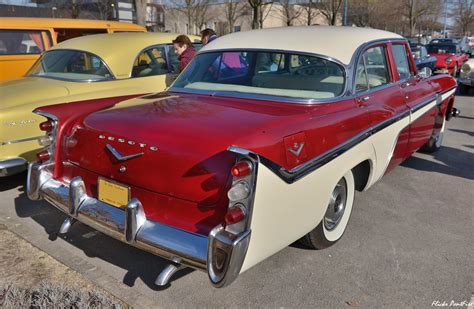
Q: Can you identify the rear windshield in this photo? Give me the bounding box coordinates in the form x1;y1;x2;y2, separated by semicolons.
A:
172;50;345;100
27;50;113;81
0;30;51;55
427;44;456;54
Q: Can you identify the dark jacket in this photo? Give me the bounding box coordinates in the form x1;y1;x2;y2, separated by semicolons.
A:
178;47;196;73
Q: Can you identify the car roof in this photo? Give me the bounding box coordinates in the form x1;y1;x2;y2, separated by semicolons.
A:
0;17;145;31
201;26;403;65
49;32;200;78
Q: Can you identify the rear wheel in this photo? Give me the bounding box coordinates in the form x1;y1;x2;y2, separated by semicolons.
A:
299;170;355;249
422;115;446;153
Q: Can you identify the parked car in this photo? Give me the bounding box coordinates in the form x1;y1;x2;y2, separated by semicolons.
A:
459;59;474;94
409;43;437;75
0;17;146;81
27;26;458;288
427;43;469;76
0;32;200;177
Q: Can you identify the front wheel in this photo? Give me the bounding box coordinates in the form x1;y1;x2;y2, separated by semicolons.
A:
299;170;355;249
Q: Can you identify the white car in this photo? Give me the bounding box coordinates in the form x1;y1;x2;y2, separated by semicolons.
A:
459;59;474;94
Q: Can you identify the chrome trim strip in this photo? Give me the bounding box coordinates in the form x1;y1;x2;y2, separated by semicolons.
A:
252;92;444;184
0;135;43;146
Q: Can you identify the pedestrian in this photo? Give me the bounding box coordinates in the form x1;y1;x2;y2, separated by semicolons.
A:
200;29;218;45
172;34;196;73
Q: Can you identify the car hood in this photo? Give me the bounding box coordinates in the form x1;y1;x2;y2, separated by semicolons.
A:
65;92;309;205
0;77;71;110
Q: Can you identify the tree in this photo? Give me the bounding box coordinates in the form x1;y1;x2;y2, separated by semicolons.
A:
319;0;344;25
135;0;147;26
277;0;304;26
224;0;249;32
452;0;474;35
301;0;319;25
248;0;263;29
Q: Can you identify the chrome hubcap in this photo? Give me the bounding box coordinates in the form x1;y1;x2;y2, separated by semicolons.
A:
324;178;347;231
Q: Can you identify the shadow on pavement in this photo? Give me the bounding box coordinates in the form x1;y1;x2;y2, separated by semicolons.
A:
0;171;27;192
13;191;194;290
402;146;474;180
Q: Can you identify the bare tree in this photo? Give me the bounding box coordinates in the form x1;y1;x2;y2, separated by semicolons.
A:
452;0;474;35
135;0;148;26
277;0;304;26
319;0;344;25
259;1;274;27
248;0;263;29
225;0;249;32
300;0;319;25
399;0;435;36
95;0;115;20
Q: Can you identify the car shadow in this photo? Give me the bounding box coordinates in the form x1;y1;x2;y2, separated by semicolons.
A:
401;146;474;180
13;191;194;290
449;128;474;138
0;171;27;192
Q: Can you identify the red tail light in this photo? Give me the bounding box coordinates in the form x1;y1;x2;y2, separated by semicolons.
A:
231;160;252;177
36;150;50;162
224;205;246;225
39;120;53;132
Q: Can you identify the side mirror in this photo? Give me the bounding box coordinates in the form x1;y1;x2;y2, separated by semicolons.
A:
418;66;432;78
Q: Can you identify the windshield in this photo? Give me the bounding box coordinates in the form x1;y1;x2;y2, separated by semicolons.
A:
27;50;113;81
172;50;345;100
427;44;456;54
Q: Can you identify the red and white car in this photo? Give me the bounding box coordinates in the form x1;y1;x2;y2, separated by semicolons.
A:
27;27;459;288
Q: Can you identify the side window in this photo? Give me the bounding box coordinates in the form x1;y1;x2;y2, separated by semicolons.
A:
168;43;203;74
363;46;390;88
355;56;368;92
0;29;49;54
132;46;168;78
392;44;412;80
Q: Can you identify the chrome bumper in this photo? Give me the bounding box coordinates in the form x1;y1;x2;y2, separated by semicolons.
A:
27;162;250;287
0;158;28;177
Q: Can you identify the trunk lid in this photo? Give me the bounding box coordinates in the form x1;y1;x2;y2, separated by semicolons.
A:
65;93;307;205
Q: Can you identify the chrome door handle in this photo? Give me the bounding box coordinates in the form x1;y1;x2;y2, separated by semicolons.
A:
359;96;371;102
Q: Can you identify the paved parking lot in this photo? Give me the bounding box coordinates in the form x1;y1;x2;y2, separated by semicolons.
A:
0;94;472;308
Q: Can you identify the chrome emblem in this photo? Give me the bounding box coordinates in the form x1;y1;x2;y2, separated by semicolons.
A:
118;138;125;143
107;136;115;141
99;135;105;139
99;135;157;152
288;142;305;157
119;166;126;173
150;146;158;151
128;141;135;145
106;144;143;162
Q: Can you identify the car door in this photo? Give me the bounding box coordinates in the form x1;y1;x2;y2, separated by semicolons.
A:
392;43;437;155
353;44;410;175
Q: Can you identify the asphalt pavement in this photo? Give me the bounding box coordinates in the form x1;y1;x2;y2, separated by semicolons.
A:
0;93;472;308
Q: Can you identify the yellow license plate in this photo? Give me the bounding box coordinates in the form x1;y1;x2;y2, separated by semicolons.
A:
97;177;130;208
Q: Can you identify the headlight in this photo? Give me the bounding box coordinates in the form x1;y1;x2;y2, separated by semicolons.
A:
461;63;471;73
445;58;452;65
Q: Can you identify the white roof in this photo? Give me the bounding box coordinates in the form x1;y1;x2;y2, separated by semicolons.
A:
202;26;404;65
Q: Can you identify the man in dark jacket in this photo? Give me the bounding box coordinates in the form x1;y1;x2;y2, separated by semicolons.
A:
200;29;218;45
172;35;196;73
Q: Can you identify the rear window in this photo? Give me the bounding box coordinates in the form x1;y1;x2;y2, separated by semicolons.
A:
27;50;113;81
172;50;345;100
0;30;51;55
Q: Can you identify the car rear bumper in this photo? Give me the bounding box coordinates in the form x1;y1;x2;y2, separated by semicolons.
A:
0;158;27;177
27;161;250;287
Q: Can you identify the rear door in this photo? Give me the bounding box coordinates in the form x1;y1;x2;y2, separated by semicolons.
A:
392;43;437;154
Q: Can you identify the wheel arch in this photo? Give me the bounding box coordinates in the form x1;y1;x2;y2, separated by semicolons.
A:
351;159;373;192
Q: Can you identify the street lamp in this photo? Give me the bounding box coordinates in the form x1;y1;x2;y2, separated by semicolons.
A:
52;6;57;18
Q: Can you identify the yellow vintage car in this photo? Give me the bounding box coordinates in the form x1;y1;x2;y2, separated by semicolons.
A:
0;17;146;82
0;32;201;177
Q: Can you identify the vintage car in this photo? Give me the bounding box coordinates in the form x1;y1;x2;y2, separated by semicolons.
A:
426;42;469;76
409;43;437;76
0;17;146;82
27;27;459;288
459;59;474;95
0;32;200;177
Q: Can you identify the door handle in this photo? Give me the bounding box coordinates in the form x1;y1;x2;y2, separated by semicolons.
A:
357;96;370;107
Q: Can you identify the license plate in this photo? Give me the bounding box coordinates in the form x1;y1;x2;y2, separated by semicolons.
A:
97;177;130;208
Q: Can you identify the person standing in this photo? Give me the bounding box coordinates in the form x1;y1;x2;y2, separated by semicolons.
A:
172;35;196;73
200;29;218;45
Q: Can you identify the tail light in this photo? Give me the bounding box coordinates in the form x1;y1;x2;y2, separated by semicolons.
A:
224;204;246;225
36;150;50;162
227;181;250;201
39;120;54;132
231;161;252;177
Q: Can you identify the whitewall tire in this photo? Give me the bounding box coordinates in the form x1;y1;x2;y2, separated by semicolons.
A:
299;170;355;249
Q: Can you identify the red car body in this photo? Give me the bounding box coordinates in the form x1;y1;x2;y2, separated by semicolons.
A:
27;27;459;288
